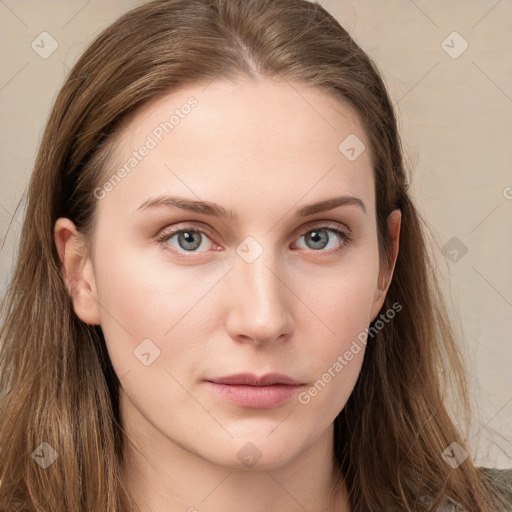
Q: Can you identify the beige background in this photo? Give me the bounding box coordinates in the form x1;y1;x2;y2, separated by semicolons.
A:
0;0;510;468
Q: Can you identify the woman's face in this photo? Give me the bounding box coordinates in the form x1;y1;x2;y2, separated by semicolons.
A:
59;78;399;470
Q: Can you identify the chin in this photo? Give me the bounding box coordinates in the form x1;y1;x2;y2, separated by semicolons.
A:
202;433;308;472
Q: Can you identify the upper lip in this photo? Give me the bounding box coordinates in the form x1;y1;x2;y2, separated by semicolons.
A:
207;372;302;386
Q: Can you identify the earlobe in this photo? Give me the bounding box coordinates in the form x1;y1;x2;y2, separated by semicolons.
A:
54;217;101;325
370;209;402;320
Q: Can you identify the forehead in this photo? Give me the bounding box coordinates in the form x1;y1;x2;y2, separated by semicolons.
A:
96;78;374;220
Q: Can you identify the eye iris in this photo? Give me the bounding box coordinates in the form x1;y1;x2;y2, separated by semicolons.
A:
305;229;329;250
178;231;202;251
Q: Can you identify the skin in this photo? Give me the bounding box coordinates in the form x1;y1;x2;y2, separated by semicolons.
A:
55;78;401;512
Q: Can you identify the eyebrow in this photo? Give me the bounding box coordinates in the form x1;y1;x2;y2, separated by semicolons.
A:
136;193;366;219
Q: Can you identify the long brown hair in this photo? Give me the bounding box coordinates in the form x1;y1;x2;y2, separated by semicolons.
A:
0;0;509;511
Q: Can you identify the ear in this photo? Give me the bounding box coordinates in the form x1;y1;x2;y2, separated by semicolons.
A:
370;209;401;321
54;217;101;325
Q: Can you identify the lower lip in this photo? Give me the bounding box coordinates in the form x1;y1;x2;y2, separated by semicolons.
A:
205;382;302;409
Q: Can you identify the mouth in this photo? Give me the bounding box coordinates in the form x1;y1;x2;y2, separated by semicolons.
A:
204;372;305;409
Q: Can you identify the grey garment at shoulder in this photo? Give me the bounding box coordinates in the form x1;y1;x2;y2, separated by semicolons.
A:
434;467;512;512
483;467;512;510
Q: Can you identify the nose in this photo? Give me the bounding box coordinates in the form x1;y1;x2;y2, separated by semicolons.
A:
224;244;294;346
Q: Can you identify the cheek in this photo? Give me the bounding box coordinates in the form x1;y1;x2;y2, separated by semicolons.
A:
295;301;369;422
91;238;172;368
92;237;223;381
299;246;380;340
294;251;379;413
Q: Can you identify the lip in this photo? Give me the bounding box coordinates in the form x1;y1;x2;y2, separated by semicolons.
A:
208;372;302;386
205;372;304;409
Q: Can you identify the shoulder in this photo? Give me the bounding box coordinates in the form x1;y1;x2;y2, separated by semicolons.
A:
480;467;512;500
481;466;512;486
436;467;512;512
433;467;512;512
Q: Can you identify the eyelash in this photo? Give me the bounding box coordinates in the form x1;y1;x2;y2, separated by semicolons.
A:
156;222;353;257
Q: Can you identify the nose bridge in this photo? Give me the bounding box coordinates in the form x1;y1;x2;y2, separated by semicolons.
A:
241;247;281;304
225;236;292;344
